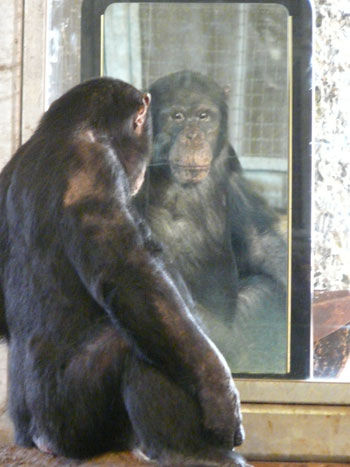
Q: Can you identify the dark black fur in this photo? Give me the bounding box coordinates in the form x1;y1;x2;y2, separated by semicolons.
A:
0;77;245;464
138;71;288;374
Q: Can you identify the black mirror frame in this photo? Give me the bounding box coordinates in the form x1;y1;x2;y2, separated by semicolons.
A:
81;0;313;379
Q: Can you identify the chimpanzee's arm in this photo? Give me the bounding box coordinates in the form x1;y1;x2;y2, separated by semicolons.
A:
228;172;287;288
59;137;241;447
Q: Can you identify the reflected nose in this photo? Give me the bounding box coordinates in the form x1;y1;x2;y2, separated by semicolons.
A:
184;128;200;140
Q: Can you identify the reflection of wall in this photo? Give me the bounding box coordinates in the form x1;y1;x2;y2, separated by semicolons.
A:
104;4;142;89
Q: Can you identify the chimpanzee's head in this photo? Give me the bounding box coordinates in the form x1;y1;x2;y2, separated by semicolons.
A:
149;71;229;184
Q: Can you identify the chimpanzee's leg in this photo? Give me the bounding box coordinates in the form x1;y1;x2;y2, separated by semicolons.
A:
8;341;34;448
15;325;244;464
20;326;133;459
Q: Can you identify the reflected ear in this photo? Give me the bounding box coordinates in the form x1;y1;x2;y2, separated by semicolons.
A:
134;93;151;135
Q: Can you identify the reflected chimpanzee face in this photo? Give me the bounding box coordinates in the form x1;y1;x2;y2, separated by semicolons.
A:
153;90;221;184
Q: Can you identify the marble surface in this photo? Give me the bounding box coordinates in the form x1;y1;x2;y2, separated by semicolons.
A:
313;0;350;291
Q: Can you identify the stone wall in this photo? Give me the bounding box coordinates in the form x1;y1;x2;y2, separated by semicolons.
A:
313;0;350;291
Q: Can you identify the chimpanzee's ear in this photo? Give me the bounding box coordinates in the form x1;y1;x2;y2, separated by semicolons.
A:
134;93;151;135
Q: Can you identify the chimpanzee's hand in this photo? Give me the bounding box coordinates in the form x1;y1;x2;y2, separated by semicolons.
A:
197;354;244;449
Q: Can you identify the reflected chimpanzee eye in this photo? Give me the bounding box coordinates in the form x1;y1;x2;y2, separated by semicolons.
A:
171;112;185;121
198;111;210;121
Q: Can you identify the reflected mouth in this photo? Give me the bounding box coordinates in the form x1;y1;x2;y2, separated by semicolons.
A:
172;164;210;170
170;163;210;184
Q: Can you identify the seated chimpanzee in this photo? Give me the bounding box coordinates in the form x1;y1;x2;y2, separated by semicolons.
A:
137;70;288;374
0;78;246;465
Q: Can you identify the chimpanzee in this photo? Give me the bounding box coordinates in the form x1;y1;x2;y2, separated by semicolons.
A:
137;70;288;374
0;78;246;465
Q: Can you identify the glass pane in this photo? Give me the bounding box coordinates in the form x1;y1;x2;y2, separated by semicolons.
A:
103;3;290;375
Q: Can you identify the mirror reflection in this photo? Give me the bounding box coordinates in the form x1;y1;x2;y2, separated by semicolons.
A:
103;2;290;374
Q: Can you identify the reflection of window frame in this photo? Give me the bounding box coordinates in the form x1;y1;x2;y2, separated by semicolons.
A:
19;0;350;461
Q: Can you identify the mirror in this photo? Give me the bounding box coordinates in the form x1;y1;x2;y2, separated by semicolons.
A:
102;3;290;374
48;0;312;378
103;2;290;375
